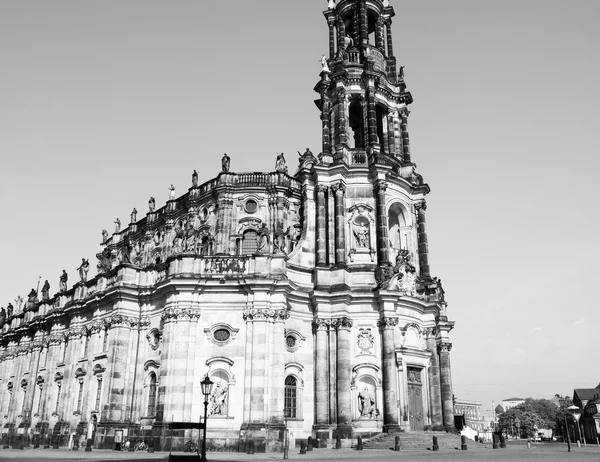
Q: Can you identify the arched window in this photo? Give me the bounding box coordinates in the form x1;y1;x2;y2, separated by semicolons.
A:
147;373;157;417
388;203;409;262
376;105;389;153
349;100;365;149
240;230;258;255
284;376;298;419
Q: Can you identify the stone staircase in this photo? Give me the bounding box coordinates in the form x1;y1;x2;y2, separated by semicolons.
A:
362;431;461;451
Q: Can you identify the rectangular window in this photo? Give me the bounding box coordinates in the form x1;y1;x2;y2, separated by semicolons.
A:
55;384;62;414
95;378;102;411
77;381;84;413
284;385;297;418
241;231;258;255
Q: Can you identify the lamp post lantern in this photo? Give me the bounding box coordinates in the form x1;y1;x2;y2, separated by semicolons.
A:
568;405;585;447
200;376;214;462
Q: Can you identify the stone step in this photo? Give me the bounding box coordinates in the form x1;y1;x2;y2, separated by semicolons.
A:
362;432;461;450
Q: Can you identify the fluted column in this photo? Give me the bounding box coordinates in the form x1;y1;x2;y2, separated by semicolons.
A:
315;185;328;266
426;331;443;429
438;342;454;429
313;320;329;426
374;181;390;265
332;182;346;266
335;318;353;432
400;109;411;163
366;87;378;148
392;111;403;161
415;201;430;278
337;18;346;55
321;92;332;157
378;317;400;432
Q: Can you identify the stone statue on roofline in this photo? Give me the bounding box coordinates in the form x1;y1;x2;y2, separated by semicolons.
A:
6;303;13;319
0;307;5;327
168;184;176;200
41;280;50;301
59;270;68;292
148;197;156;213
275;153;287;173
78;258;90;283
114;218;121;233
192;169;198;187
327;0;336;10
320;54;330;73
102;229;108;244
222;153;230;173
130;208;137;223
27;289;38;308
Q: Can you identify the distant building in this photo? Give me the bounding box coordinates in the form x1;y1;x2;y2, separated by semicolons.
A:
502;398;525;411
573;384;600;409
454;399;486;432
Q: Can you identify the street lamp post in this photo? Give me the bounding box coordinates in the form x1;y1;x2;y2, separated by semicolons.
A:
568;406;585;447
515;417;520;445
200;376;214;462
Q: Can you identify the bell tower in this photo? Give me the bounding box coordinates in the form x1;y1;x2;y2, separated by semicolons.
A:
316;0;412;167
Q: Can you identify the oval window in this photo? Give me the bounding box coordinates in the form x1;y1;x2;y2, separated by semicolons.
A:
213;329;231;343
245;200;258;214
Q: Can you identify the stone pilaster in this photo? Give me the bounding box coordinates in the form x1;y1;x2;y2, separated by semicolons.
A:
332;182;346;266
376;17;385;49
425;330;443;430
374;181;390;265
335;88;348;160
378;317;400;432
105;317;132;423
313;320;329;427
242;308;288;426
334;317;352;436
315;185;328;266
438;342;454;430
358;0;368;46
366;85;379;149
400;109;411;163
415;201;430;279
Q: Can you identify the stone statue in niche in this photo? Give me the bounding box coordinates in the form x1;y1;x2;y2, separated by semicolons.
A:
77;258;90;283
221;153;230;173
273;224;286;253
148;197;156;213
121;237;132;264
209;380;229;416
59;270;68;292
352;220;370;249
257;223;270;253
41;280;50;301
275;153;288;173
286;225;299;252
185;224;197;252
357;328;374;354
98;247;112;273
358;386;376;419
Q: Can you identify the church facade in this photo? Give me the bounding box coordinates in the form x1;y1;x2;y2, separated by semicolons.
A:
0;0;455;452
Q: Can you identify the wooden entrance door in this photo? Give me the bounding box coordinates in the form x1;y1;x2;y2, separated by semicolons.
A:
407;368;424;431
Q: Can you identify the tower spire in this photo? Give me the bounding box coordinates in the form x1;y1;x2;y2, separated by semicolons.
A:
316;0;412;167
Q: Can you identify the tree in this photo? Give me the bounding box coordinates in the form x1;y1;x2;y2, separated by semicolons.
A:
524;398;559;429
497;405;545;438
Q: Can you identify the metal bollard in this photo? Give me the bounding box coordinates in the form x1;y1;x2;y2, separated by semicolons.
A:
335;435;342;449
307;436;313;451
461;435;467;451
300;440;307;454
395;435;401;451
500;435;506;449
432;435;439;452
247;439;255;454
492;434;499;449
356;435;363;451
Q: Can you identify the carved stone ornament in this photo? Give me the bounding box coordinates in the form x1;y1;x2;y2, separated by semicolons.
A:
332;317;353;331
312;318;332;332
376;249;417;295
146;328;162;350
437;342;452;353
357;328;374;354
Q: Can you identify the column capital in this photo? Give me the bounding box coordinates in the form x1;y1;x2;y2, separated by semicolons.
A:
437;341;452;353
401;108;411;119
415;200;427;213
315;184;328;195
243;308;289;322
377;317;399;330
424;327;438;338
331;181;346;195
161;308;201;324
332;317;353;331
374;180;388;194
312;318;331;332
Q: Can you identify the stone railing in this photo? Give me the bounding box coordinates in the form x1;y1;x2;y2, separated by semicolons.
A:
351;149;367;166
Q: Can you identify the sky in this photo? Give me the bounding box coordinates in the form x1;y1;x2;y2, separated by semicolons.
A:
1;0;599;423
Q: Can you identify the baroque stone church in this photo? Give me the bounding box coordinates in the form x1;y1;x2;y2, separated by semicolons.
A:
0;0;455;452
